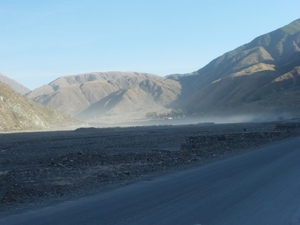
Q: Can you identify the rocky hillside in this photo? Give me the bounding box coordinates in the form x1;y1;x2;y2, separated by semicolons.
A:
0;82;80;131
0;73;30;95
27;72;181;122
168;18;300;116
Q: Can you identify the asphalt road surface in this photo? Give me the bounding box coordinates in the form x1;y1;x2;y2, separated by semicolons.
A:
1;137;300;225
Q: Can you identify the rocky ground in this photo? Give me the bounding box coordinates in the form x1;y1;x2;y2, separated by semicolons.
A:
1;120;300;214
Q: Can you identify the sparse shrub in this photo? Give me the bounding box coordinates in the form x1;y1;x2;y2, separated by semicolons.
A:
145;109;186;119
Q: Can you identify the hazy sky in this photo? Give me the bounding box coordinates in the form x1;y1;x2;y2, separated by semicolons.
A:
0;0;299;90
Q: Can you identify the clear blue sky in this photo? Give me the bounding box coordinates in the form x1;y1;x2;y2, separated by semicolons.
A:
0;0;299;90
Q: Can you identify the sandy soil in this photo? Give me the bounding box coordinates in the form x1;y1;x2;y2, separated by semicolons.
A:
0;121;299;215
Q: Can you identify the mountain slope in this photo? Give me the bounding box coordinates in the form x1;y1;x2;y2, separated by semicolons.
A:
0;73;30;95
169;18;300;115
0;82;80;131
27;72;181;121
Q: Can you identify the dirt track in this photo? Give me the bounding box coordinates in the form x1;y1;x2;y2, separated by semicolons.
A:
1;121;300;214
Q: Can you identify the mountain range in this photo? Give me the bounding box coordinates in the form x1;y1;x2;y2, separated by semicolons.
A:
0;73;30;95
1;18;300;129
26;72;181;123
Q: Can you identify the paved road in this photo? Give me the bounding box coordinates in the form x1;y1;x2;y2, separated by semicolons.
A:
1;137;300;225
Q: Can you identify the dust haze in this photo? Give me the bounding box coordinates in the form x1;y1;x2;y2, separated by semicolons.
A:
80;112;297;129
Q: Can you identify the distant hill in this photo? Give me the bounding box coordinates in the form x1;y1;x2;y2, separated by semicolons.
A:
0;82;80;131
0;73;30;95
168;18;300;117
27;72;181;123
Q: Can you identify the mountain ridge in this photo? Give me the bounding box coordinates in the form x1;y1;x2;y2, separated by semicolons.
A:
0;73;30;95
27;72;181;121
168;18;300;116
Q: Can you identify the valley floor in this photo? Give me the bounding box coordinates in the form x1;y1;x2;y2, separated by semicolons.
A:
0;120;300;215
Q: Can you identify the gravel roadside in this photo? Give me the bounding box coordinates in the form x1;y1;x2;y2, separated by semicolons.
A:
1;121;299;215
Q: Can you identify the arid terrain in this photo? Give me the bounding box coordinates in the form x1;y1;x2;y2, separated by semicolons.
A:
1;120;300;215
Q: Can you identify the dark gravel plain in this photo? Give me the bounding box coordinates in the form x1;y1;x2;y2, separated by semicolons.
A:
1;121;300;215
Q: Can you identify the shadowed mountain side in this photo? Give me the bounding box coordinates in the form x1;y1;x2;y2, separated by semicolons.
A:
0;82;80;131
0;73;30;95
184;66;300;118
216;87;300;118
76;90;127;120
185;70;280;112
250;66;300;100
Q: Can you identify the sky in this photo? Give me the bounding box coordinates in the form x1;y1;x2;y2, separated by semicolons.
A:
0;0;299;90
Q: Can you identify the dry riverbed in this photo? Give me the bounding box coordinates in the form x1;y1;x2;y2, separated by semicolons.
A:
0;121;300;214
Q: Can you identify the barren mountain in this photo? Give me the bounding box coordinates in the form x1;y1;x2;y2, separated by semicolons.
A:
0;73;30;95
0;82;80;131
27;19;300;122
168;18;300;116
27;72;181;122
